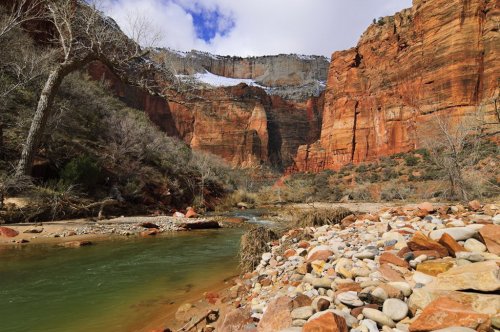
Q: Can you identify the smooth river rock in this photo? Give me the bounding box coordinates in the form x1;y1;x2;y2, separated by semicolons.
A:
382;298;409;321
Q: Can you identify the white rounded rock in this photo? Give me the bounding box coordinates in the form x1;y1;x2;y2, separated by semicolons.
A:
382;298;409;321
429;227;476;241
362;308;396;327
464;238;486;253
291;306;314;320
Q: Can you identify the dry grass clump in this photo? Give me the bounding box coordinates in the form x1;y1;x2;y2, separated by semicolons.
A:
293;207;353;228
239;226;279;273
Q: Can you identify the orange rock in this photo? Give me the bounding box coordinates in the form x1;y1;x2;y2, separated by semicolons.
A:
468;200;481;211
409;296;491;332
257;296;293;331
0;226;19;238
478;224;500;255
303;312;348;332
438;233;466;257
307;249;333;263
335;282;362;295
418;202;435;213
298;241;310;249
219;308;253;332
411;250;442;259
416;260;454;276
407;232;448;258
379;252;410;268
185;207;197;218
140;229;159;236
378;263;405;282
340;214;356;229
284;249;297;259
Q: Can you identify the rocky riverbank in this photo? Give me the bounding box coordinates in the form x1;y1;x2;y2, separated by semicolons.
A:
0;214;223;246
176;201;499;332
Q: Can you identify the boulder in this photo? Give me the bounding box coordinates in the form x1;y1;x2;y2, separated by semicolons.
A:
427;261;500;292
468;200;481;211
438;233;466;257
219;308;253;332
409;296;491;332
407;232;448;257
185;207;197;218
0;226;18;238
303;312;348;332
307;245;334;262
418;202;435;213
416;260;454;276
379;252;410;268
429;227;477;241
408;289;500;316
23;227;43;234
178;220;220;230
478;224;500;255
382;298;409;321
257;296;293;331
58;241;93;248
463;238;486;253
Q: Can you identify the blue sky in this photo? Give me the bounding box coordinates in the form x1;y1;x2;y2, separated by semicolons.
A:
104;0;413;57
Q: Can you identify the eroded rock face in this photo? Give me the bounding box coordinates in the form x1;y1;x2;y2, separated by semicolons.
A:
88;63;323;170
154;49;329;89
293;0;499;172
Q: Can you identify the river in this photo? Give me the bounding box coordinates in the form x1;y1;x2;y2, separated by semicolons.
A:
0;228;244;332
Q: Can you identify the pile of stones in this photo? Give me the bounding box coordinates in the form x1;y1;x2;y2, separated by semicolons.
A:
218;201;499;332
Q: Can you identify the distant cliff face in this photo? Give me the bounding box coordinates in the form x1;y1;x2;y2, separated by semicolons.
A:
88;62;323;170
293;0;499;172
151;50;329;100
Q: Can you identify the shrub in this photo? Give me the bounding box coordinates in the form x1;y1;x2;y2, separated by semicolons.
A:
404;155;419;166
60;156;100;191
239;227;279;273
381;181;415;201
292;207;352;228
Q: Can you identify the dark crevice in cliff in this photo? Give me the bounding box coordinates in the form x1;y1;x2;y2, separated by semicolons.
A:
350;101;360;162
266;110;284;171
351;49;363;68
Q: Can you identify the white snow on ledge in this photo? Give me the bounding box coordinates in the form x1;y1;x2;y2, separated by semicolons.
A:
177;71;266;88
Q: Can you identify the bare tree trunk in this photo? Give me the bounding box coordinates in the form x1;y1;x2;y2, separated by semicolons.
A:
15;65;65;178
0;121;4;159
15;58;91;178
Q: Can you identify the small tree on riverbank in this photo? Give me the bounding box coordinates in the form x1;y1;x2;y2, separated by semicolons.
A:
14;0;161;178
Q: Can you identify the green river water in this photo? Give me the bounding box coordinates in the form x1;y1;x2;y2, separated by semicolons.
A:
0;228;243;332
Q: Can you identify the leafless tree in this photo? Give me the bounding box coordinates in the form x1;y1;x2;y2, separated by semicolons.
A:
14;0;160;178
423;107;486;201
0;0;45;40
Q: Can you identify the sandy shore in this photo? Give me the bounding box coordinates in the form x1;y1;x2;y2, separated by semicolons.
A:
0;215;225;246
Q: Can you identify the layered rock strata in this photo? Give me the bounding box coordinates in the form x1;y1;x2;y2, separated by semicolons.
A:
293;0;499;172
88;62;323;169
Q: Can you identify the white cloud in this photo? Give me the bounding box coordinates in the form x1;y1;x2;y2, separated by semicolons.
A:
103;0;413;57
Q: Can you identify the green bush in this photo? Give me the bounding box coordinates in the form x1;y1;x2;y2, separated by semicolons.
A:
404;155;419;166
60;156;101;191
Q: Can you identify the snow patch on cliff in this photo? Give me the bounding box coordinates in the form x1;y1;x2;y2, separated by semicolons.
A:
178;71;266;88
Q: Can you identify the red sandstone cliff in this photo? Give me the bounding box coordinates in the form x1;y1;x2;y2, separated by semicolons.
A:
88;62;322;169
293;0;499;172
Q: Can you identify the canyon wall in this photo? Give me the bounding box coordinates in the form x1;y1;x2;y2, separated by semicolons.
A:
154;50;329;87
88;63;323;170
293;0;499;172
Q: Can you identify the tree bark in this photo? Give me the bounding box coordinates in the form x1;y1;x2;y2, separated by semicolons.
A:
15;58;92;178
